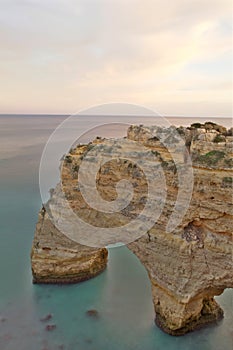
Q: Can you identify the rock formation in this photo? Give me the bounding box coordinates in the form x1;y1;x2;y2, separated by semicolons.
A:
31;121;233;335
127;123;233;334
31;208;108;284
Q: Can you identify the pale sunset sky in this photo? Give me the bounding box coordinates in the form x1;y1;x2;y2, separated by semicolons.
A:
0;0;232;116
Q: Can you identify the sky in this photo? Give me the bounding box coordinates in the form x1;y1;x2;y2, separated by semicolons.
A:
0;0;232;116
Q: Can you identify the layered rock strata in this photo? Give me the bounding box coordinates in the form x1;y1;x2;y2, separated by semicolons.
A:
31;122;232;335
31;208;108;284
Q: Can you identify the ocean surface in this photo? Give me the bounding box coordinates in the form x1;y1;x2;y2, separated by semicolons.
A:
0;115;232;350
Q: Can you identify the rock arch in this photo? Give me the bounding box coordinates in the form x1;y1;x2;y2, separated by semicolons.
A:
31;124;233;335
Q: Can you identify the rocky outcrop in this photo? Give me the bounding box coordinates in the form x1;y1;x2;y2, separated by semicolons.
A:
31;208;108;284
31;122;232;335
127;123;233;335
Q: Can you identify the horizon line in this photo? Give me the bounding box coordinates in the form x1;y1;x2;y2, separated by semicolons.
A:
0;113;232;119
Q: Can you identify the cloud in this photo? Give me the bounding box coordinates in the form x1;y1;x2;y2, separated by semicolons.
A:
0;0;231;115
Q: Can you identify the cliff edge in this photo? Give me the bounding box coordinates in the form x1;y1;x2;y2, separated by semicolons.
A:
31;121;232;335
31;208;108;284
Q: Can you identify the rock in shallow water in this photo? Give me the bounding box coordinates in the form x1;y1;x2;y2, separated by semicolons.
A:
31;209;108;284
45;324;56;331
31;123;233;335
40;314;53;322
86;309;99;319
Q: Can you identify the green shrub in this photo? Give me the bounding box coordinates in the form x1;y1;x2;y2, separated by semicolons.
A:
213;135;225;143
191;123;202;128
65;155;72;163
73;164;79;172
224;158;233;168
222;177;233;188
204;121;217;130
151;150;160;156
197;150;225;166
176;127;185;135
223;177;233;183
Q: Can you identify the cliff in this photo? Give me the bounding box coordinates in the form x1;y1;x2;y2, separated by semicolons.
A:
31;121;232;335
31;208;108;284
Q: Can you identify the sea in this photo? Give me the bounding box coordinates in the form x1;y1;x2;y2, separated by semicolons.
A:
0;114;232;350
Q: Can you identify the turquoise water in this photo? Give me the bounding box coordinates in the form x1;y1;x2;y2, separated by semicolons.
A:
0;115;232;350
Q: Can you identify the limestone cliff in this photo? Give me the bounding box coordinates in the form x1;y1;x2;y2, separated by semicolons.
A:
31;208;108;284
128;123;233;334
31;121;232;335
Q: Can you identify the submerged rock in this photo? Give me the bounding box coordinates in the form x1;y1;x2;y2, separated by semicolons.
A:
45;324;56;331
40;314;53;322
86;309;99;319
31;123;233;335
0;316;7;323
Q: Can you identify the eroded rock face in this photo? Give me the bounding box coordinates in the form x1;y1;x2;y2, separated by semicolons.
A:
31;122;232;335
127;124;232;335
31;208;108;284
